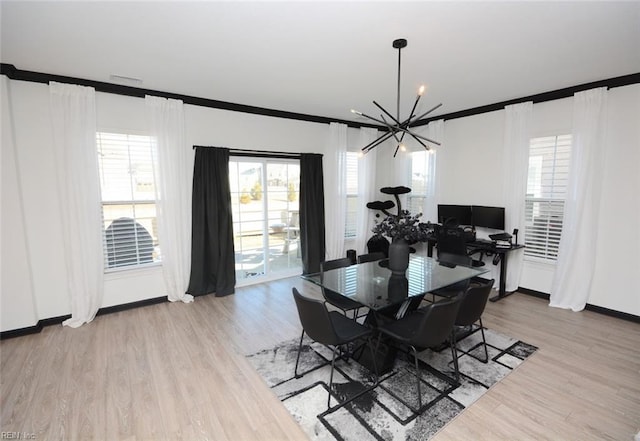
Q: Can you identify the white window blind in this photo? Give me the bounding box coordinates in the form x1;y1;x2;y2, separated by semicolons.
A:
409;151;429;216
345;152;359;238
524;135;572;261
97;132;160;269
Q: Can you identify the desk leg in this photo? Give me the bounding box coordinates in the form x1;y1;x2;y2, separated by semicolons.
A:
489;251;516;302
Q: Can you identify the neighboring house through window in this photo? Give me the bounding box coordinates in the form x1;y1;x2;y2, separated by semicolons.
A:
524;134;572;261
97;132;160;269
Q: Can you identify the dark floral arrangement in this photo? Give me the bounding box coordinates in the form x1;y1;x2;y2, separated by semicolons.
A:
372;210;430;243
368;186;431;243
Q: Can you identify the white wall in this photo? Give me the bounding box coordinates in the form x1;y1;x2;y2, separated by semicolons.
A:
2;77;638;332
589;84;640;315
1;77;38;331
432;85;640;315
1;78;329;331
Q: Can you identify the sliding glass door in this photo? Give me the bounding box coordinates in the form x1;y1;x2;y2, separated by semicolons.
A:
229;157;301;283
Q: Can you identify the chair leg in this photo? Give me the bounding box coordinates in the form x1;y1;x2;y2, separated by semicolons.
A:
479;317;489;363
449;330;460;384
410;345;422;409
367;336;379;385
328;347;337;408
294;330;305;378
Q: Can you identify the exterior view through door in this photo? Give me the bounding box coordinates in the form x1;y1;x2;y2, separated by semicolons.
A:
229;158;302;283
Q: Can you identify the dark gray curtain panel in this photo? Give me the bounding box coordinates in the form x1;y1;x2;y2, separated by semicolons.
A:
187;147;236;296
300;153;325;274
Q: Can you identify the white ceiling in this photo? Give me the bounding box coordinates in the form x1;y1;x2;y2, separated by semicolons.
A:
2;1;639;124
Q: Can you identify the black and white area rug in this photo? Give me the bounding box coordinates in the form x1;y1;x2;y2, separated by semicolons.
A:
247;327;537;441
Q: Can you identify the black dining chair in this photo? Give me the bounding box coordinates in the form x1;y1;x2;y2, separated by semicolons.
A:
455;278;495;363
429;252;473;301
436;222;485;267
321;257;362;320
292;287;378;409
356;251;386;264
375;294;463;413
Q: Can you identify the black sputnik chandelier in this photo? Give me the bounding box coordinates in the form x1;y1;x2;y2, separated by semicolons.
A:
351;38;442;157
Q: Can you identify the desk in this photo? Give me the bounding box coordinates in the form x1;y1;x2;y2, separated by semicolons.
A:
426;238;524;302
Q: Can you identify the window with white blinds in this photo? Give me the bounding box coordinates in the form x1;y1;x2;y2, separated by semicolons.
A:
97;132;160;270
524;135;572;261
345;152;359;238
409;151;429;217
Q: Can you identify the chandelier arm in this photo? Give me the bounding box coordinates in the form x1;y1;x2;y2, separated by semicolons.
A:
362;131;394;152
357;111;393;128
410;103;443;124
373;101;401;126
392;126;441;145
379;115;404;145
407;94;422;125
406;131;430;150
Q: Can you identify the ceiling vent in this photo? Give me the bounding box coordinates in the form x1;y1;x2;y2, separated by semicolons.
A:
109;74;143;87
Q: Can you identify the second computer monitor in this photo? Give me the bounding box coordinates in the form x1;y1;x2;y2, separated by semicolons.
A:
472;205;505;230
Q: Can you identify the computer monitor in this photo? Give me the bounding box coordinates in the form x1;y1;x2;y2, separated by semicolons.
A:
437;204;472;226
472;205;505;230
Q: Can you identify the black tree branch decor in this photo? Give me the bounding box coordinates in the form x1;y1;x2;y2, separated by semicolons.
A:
368;186;430;244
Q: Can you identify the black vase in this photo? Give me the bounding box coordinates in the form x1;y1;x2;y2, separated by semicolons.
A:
388;238;410;275
388;274;409;301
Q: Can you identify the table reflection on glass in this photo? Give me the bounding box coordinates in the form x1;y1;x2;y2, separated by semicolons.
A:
302;254;489;312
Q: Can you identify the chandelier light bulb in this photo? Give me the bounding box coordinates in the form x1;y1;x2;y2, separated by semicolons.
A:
418;85;426;96
399;144;406;152
351;109;362;115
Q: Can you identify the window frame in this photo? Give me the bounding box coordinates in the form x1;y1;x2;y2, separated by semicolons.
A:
96;131;161;272
344;151;359;239
524;134;572;263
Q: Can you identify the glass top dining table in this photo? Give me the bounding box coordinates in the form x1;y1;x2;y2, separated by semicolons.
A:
302;254;489;311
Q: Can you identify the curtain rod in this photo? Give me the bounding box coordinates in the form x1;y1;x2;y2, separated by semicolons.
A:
193;145;304;160
412;72;640;127
2;63;638;128
0;63;382;130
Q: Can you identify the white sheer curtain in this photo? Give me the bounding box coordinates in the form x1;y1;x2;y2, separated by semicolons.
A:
501;102;532;292
550;88;608;311
355;128;378;254
49;82;103;328
146;96;194;303
325;122;348;260
420;119;443;224
393;148;412;190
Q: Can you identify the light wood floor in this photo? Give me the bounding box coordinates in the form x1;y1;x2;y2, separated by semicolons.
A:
1;277;639;440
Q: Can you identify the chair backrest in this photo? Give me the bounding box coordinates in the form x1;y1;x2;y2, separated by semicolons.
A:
357;252;386;264
412;295;463;348
320;257;354;305
289;211;299;228
366;235;390;257
456;279;494;327
292;288;339;345
321;257;353;272
436;226;468;257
